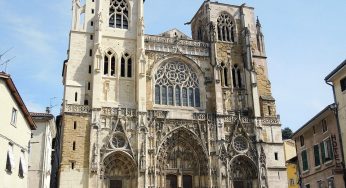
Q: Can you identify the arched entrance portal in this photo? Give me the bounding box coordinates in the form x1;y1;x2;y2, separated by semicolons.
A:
230;155;258;188
157;128;209;188
103;151;137;188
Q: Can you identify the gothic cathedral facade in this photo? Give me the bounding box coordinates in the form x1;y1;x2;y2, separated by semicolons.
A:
60;0;287;188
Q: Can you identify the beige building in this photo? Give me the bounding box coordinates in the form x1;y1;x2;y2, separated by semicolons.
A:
283;139;296;162
325;59;346;176
283;139;298;188
59;0;287;188
292;104;344;188
28;112;56;188
0;72;36;188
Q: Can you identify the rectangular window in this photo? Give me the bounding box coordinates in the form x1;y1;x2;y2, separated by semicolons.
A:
162;86;167;105
91;9;94;14
89;49;92;57
11;108;17;125
195;88;200;107
328;177;335;188
90;35;93;40
188;88;194;107
300;135;305;147
168;86;173;105
321;138;333;163
317;181;323;188
301;150;309;171
322;119;327;133
175;86;181;106
274;152;278;160
88;82;91;90
340;77;346;92
71;162;75;169
314;145;321;166
155;85;160;104
74;121;77;130
182;87;188;106
89;65;92;73
90;21;94;26
305;184;310;188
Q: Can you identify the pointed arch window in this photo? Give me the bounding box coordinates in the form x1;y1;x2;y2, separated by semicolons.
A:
109;0;129;29
217;13;235;42
154;61;200;107
232;64;242;88
220;62;229;87
120;53;132;78
104;51;116;76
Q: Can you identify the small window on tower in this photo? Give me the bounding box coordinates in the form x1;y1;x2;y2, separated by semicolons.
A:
90;21;94;26
274;152;278;160
90;35;93;40
91;9;94;14
268;106;272;116
75;92;78;102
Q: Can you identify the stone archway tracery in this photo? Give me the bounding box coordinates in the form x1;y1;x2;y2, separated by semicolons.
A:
103;151;137;188
156;127;209;188
230;155;258;188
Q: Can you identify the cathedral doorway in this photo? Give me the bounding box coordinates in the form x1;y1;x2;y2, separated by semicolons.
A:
230;155;258;188
157;128;209;188
166;174;177;188
103;151;137;188
183;175;193;188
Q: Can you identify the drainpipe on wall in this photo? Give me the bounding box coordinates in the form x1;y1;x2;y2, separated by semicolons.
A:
326;81;346;187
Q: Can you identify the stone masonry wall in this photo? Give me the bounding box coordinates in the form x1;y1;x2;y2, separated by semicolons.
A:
61;114;91;171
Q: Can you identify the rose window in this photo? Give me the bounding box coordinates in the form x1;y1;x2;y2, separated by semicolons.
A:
154;61;200;107
111;134;126;148
233;135;248;153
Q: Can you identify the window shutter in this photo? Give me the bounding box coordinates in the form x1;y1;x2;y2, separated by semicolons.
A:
20;155;27;174
321;142;325;163
302;150;308;171
314;145;320;166
18;160;24;177
8;147;15;170
6;152;12;172
328;139;334;160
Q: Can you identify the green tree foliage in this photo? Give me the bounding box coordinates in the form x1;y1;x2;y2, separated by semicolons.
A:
282;127;293;139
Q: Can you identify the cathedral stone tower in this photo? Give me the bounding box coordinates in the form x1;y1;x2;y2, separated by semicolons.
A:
60;0;287;188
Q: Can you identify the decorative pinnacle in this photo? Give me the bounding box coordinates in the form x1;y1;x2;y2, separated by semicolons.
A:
256;16;261;28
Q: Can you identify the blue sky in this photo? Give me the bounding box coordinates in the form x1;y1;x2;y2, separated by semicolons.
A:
0;0;345;131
